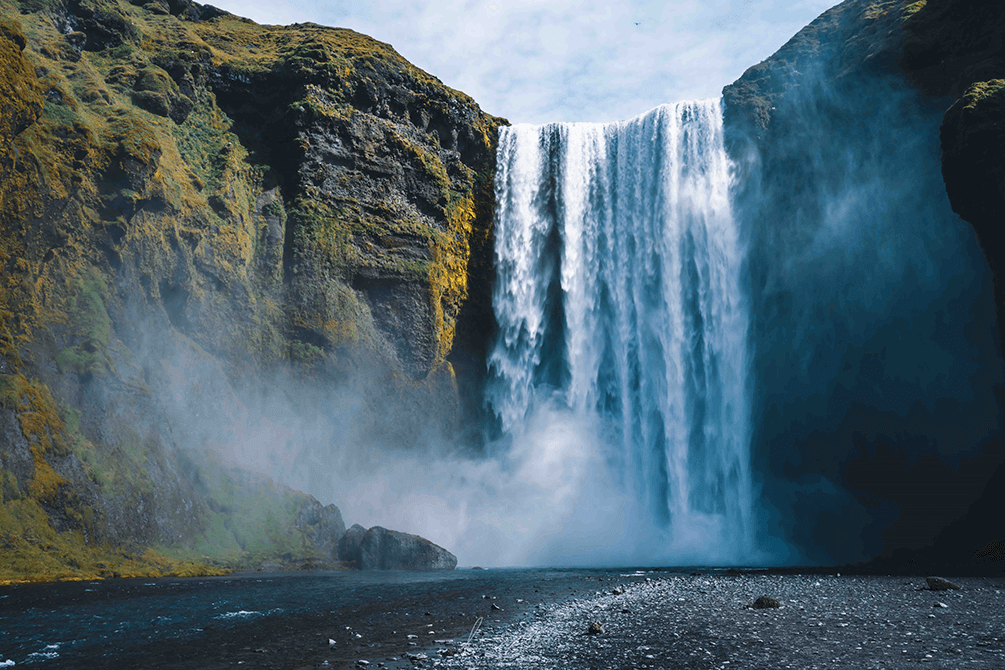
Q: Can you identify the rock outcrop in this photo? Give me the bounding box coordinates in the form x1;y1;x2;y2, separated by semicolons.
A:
940;80;1005;241
0;0;491;581
721;0;1005;568
358;525;457;570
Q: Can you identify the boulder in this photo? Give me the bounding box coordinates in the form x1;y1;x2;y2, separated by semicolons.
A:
926;576;962;591
750;596;782;609
357;526;457;570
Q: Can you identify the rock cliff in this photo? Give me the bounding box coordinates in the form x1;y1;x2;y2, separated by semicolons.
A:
0;0;503;581
723;0;1004;569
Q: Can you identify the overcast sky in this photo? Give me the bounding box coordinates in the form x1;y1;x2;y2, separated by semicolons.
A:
208;0;839;124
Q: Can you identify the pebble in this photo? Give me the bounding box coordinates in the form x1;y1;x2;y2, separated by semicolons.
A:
437;574;1004;670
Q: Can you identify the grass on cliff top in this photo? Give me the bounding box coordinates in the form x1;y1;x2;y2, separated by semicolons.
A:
192;15;475;101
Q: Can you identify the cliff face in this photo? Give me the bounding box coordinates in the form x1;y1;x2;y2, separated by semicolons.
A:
0;0;503;581
723;0;1005;569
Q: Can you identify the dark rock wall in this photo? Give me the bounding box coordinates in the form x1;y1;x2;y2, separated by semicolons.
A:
723;0;1005;567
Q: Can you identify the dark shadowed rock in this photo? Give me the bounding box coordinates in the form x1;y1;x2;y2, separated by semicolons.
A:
587;621;603;635
941;80;1005;268
926;576;962;591
358;526;457;570
338;524;367;566
750;596;782;609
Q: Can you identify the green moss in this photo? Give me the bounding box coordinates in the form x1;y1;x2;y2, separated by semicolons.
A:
0;496;228;584
0;373;21;408
56;270;112;377
55;345;103;376
262;199;285;220
184;459;328;567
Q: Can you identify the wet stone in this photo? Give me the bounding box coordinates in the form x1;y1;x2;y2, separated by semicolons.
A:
751;596;782;609
926;577;962;591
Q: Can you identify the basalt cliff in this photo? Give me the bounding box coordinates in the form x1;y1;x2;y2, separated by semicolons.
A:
723;0;1004;570
0;0;500;581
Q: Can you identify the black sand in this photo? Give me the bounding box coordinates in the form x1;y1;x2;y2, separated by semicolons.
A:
2;569;1003;669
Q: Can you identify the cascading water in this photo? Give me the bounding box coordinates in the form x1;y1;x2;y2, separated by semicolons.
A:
487;100;753;563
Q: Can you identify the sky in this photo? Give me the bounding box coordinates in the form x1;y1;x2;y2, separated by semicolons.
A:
207;0;840;124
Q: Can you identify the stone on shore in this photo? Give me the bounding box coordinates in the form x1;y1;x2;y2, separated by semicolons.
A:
358;526;457;570
751;596;782;609
926;577;962;591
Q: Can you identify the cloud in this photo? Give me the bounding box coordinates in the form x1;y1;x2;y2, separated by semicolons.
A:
206;0;838;123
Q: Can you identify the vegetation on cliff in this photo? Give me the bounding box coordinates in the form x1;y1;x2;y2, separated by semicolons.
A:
0;0;504;582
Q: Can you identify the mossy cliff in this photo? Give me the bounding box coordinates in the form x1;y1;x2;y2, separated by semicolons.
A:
722;0;1004;571
0;0;504;582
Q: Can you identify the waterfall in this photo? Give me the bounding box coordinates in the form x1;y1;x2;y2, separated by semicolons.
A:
487;100;753;562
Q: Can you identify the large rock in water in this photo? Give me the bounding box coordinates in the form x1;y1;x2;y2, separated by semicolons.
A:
358;526;457;570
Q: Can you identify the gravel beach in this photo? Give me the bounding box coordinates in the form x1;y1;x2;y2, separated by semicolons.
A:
3;570;1003;669
430;573;1005;670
